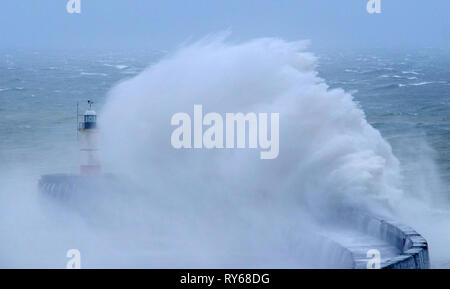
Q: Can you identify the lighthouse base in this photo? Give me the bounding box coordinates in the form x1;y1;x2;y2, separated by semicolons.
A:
38;173;124;202
38;173;146;226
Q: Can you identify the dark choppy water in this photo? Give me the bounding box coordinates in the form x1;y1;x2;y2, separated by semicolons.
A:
1;48;449;200
318;49;450;205
0;47;449;268
0;49;162;175
1;48;449;201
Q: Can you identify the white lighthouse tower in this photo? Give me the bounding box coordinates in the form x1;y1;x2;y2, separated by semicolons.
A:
78;100;101;176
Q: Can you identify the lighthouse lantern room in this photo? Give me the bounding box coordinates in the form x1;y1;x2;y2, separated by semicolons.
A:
78;100;101;176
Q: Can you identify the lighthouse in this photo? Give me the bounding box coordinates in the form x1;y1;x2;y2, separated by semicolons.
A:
39;99;127;202
78;100;101;175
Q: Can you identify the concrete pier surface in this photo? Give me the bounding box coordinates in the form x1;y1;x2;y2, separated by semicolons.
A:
330;210;430;269
39;174;430;269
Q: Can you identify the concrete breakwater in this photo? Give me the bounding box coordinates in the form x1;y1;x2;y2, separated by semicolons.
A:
39;175;429;269
341;210;430;269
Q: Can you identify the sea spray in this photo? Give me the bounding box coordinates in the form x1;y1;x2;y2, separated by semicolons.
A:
101;36;403;213
4;36;446;268
96;36;404;266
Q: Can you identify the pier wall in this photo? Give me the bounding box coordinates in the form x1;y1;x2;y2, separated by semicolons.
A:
348;211;430;269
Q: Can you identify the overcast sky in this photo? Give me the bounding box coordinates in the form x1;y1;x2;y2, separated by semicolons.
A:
1;0;449;51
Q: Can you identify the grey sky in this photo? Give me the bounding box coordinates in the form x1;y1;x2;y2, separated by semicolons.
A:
1;0;449;50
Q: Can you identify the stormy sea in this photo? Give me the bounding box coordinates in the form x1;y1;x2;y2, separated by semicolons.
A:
0;38;449;268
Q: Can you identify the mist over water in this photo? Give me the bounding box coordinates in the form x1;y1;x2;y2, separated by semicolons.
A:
99;36;404;266
320;49;450;268
1;37;450;268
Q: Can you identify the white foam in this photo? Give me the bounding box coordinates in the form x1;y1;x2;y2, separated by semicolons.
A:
80;72;108;76
97;36;404;266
